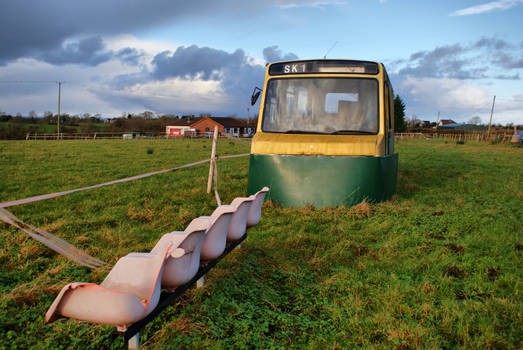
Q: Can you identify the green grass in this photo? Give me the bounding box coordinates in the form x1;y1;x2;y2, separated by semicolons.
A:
0;138;521;349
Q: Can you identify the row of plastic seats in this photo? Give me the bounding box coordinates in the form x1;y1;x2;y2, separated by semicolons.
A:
45;187;269;329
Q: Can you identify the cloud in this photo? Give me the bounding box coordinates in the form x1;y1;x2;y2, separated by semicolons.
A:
107;44;288;115
399;43;484;80
273;0;346;9
94;77;230;115
0;40;298;117
116;48;143;66
151;45;247;81
389;38;523;123
450;0;523;16
493;73;520;79
473;37;511;50
0;0;263;65
492;52;523;69
0;0;311;66
2;35;144;68
262;46;299;63
393;37;522;80
35;36;114;67
400;77;491;112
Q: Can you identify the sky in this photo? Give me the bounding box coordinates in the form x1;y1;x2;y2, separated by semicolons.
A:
1;0;522;125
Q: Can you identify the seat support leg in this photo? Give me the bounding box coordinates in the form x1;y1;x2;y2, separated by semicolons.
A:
128;332;139;349
197;275;205;288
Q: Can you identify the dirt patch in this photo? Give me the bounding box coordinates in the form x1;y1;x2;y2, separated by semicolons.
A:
487;267;500;281
445;265;466;279
445;243;464;254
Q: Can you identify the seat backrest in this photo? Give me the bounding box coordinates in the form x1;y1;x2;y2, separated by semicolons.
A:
101;241;173;302
247;187;269;227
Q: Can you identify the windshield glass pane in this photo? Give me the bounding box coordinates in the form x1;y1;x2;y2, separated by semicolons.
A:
262;78;378;134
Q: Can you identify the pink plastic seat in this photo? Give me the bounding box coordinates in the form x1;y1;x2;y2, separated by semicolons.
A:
45;240;175;327
227;196;254;242
246;187;270;228
199;205;237;261
151;217;208;289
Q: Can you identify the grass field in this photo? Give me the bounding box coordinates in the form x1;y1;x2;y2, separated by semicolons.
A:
0;138;521;349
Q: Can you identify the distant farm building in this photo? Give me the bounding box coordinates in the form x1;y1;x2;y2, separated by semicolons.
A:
165;117;256;137
165;125;196;137
437;123;487;131
439;119;456;126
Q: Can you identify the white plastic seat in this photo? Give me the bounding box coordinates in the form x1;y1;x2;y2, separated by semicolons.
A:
150;217;208;289
45;240;175;327
199;205;237;262
227;196;254;242
246;187;270;228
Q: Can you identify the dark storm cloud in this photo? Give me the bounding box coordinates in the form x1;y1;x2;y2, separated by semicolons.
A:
20;35;143;67
262;46;299;63
0;0;296;65
152;45;247;80
131;44;298;91
36;36;113;66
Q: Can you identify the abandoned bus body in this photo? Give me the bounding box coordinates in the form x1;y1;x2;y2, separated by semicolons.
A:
247;59;398;208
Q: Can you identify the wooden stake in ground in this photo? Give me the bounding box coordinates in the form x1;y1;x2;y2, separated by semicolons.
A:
487;95;496;139
207;125;219;193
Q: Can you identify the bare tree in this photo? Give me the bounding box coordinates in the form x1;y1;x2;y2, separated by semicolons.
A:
142;111;154;119
468;116;481;125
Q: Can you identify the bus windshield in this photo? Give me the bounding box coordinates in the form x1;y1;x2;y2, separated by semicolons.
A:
262;78;378;134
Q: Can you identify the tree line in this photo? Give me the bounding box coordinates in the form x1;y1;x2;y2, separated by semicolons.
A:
0;112;219;139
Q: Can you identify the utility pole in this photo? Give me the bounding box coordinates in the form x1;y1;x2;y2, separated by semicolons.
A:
247;107;250;124
487;95;496;138
57;81;63;140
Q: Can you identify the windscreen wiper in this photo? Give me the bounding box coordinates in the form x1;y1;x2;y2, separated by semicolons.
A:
330;130;375;135
283;130;329;134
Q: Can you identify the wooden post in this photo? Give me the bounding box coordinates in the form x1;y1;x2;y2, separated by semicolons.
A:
57;82;62;140
487;95;496;139
207;125;219;194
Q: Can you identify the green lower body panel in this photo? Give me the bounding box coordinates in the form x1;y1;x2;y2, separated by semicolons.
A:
247;153;398;208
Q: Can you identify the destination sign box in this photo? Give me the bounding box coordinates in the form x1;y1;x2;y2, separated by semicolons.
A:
269;60;379;76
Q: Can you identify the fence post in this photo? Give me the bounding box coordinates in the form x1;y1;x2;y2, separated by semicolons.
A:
207;125;219;194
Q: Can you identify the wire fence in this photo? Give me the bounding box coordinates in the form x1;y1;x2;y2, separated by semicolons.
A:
25;131;252;140
24;130;519;144
396;130;517;144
